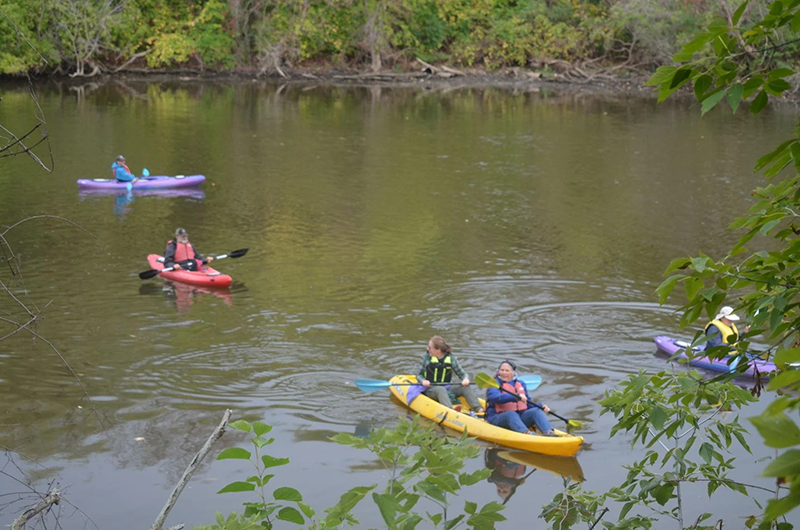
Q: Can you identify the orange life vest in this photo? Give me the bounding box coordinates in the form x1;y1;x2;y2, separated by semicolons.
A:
493;380;527;413
168;239;196;263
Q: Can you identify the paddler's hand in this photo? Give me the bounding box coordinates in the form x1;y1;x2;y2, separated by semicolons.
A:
422;380;431;387
173;263;182;270
518;393;528;403
207;256;214;263
541;404;550;413
461;378;470;386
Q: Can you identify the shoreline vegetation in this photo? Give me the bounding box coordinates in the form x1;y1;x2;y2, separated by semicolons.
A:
3;0;784;93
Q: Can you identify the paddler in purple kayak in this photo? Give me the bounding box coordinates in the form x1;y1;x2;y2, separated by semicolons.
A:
164;227;214;272
111;155;136;182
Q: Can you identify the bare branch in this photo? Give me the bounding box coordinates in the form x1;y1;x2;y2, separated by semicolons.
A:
150;410;233;530
11;488;61;530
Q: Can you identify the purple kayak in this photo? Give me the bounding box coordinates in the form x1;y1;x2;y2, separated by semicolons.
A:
654;335;775;379
77;174;205;190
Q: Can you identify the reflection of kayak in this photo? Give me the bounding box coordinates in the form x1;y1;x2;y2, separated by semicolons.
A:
654;335;775;379
77;175;205;190
147;254;232;288
79;188;206;200
164;280;233;312
497;450;584;482
388;375;584;457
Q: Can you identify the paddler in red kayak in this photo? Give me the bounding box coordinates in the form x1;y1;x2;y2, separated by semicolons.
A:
164;227;214;271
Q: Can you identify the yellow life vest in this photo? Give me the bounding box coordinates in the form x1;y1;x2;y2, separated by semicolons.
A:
704;319;740;344
425;354;453;383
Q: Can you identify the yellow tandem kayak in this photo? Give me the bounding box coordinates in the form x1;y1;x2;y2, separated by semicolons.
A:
388;375;584;457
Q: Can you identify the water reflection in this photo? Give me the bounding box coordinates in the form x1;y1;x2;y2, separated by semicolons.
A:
139;280;232;313
484;448;584;505
79;188;206;219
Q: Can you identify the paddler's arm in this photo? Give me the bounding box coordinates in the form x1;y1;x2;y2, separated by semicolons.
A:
451;355;470;386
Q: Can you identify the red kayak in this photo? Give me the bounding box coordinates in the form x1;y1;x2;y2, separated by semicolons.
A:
147;254;232;288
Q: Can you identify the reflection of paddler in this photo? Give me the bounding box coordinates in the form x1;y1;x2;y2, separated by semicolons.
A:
497;450;585;483
485;448;532;505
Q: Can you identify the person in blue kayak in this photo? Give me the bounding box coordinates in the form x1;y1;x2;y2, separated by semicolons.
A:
705;306;750;349
111;155;136;182
164;227;214;271
485;360;555;436
417;336;484;415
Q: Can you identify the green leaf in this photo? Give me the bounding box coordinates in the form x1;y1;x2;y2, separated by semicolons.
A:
464;500;477;515
647;65;677;86
727;84;744;113
793;10;800;32
656;274;684;304
229;420;252;432
415;480;447;503
694;74;713;98
653;484;673;506
252;421;273;437
774;347;800;365
277;506;305;524
274;487;303;502
701;89;726;115
699;442;714;464
733;0;750;25
766;369;800;390
762;450;800;477
685;277;704;301
297;501;315;518
218;481;257;493
670;67;693;89
750;414;800;448
750;90;769;114
760;219;782;235
373;493;402;526
769;68;795;79
262;455;290;468
217;447;252;460
649;406;668;430
764;487;800;520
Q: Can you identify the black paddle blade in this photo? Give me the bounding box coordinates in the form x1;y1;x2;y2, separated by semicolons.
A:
139;268;161;280
228;248;248;258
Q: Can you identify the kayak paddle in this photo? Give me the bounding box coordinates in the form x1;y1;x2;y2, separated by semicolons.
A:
126;168;150;192
355;374;542;393
474;372;584;432
138;248;248;280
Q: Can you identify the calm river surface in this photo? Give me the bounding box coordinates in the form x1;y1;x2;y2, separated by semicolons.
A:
1;78;797;529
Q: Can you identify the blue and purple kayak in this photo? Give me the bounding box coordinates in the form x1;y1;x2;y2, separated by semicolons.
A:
77;175;205;190
654;335;775;379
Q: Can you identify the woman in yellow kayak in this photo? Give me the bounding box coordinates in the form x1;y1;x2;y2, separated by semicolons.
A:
485;360;555;436
417;336;484;415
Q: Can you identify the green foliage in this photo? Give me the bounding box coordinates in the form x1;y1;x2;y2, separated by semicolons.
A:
329;415;504;529
539;371;769;529
200;418;311;529
0;0;58;74
198;416;501;530
647;1;800;524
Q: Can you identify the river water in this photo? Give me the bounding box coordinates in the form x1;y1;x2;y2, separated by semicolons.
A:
1;78;797;529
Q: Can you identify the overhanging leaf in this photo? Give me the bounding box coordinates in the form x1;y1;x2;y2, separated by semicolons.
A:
217;447;252;460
